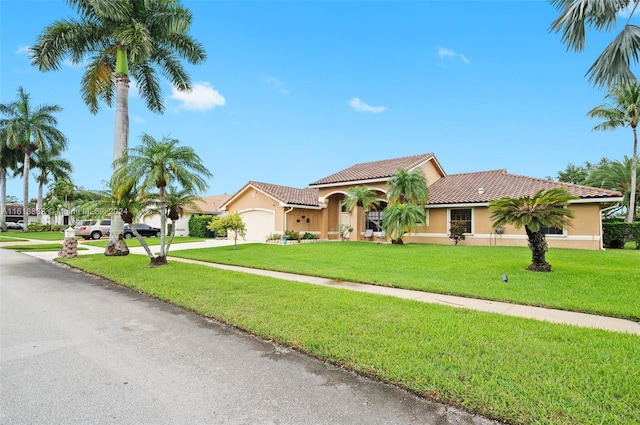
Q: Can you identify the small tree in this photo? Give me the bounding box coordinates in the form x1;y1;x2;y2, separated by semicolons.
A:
208;213;246;249
489;188;577;272
449;220;467;245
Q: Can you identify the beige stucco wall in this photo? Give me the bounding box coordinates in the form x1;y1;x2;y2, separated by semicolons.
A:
403;203;605;250
226;188;284;231
285;208;322;235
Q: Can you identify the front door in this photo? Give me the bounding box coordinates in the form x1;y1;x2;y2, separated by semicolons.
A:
340;202;352;239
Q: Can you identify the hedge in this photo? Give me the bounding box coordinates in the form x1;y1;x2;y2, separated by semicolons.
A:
603;221;640;249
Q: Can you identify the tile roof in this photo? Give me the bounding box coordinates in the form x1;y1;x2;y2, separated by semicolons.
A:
248;181;320;206
187;195;231;214
427;169;623;205
309;153;436;186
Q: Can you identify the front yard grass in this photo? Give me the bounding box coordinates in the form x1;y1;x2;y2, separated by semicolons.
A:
59;254;640;425
0;230;64;241
170;242;640;321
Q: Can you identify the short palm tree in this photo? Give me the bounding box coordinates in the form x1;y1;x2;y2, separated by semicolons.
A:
0;87;67;229
585;156;639;220
550;0;640;88
343;186;381;236
588;83;640;222
31;0;207;244
114;133;211;265
381;203;426;244
146;186;202;254
80;177;155;257
386;168;429;206
489;188;577;272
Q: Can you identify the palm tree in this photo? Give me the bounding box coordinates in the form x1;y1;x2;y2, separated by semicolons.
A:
489;188;577;272
19;147;73;223
384;168;430;243
386;168;429;206
31;0;207;246
80;177;155;257
47;179;77;225
343;186;381;237
114;133;211;265
585;156;639;219
381;203;426;244
0;137;21;231
146;186;202;254
549;0;640;88
0;87;67;229
588;83;640;222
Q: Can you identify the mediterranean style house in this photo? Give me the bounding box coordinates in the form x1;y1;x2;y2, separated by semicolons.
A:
220;153;622;250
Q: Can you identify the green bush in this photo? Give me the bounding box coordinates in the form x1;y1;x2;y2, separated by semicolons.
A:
603;221;640;249
188;215;214;238
302;232;318;240
284;230;300;241
50;224;64;232
448;220;467;245
27;222;49;232
266;233;282;241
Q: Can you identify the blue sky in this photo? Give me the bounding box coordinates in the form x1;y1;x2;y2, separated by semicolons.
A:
0;0;635;201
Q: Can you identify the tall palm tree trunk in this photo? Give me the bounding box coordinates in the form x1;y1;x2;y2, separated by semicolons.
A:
37;180;44;223
22;151;30;230
0;167;6;231
525;226;551;272
629;127;638;222
158;185;167;260
107;55;130;252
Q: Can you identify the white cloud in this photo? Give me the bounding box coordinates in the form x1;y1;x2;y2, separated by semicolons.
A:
437;46;470;64
15;45;31;55
348;97;387;113
263;76;290;95
170;82;226;111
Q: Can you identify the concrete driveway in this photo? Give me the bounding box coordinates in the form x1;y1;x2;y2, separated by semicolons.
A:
0;248;499;425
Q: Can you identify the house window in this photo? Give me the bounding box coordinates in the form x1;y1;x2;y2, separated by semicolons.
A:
450;208;472;233
365;202;387;231
542;225;563;235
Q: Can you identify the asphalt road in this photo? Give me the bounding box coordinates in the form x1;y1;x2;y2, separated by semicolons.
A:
0;249;499;425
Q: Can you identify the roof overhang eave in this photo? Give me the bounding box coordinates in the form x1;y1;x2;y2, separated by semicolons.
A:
309;177;390;188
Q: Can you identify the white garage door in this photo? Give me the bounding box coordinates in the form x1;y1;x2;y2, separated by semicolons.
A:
240;210;275;242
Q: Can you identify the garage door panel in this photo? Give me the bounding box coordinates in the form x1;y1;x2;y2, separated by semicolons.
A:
240;210;275;241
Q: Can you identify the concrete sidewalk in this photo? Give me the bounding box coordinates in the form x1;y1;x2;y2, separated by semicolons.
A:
6;237;639;336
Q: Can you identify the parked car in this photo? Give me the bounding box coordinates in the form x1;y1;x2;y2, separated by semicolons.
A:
74;219;111;240
6;221;23;230
123;223;161;239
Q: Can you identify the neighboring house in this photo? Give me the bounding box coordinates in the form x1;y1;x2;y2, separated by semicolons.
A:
3;203;38;225
142;195;230;236
221;153;622;249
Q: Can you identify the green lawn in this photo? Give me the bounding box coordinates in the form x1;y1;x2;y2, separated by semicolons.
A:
0;231;65;241
59;253;640;425
170;242;640;321
82;236;204;248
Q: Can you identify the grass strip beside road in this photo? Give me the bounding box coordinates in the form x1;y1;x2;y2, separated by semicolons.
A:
170;242;640;321
59;254;639;425
82;236;204;248
1;243;89;252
